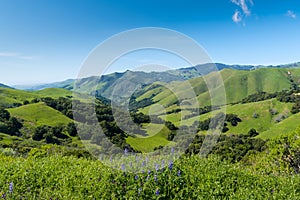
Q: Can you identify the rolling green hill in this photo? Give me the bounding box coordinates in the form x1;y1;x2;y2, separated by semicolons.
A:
0;87;73;107
8;102;72;127
0;88;40;106
126;124;174;152
33;88;73;98
138;68;300;115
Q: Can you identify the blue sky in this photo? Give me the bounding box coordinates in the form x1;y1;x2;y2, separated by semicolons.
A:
0;0;300;85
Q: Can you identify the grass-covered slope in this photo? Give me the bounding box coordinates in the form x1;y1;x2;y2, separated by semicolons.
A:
0;87;73;107
138;68;300;114
0;88;40;106
126;124;174;152
8;102;72;127
33;88;72;98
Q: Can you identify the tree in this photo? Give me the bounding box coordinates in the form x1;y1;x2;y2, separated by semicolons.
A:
0;108;10;121
23;100;30;105
248;128;259;137
67;122;78;137
33;125;50;141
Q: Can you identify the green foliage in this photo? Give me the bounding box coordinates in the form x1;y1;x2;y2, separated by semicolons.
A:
32;125;70;145
0;153;300;199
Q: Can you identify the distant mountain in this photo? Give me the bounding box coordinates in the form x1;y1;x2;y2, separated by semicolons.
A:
13;79;75;91
0;83;13;89
134;67;300;112
13;62;300;100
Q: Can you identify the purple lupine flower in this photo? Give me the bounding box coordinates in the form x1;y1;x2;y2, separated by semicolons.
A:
141;161;146;167
155;164;159;172
129;162;133;169
121;164;126;171
154;175;158;182
161;160;165;169
145;157;149;164
124;148;128;156
148;170;151;175
135;175;139;180
177;170;181;177
9;182;13;194
1;193;6;199
168;160;173;170
155;189;160;195
171;147;174;155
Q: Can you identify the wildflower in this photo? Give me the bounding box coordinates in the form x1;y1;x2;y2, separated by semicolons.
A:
171;147;174;155
161;160;165;169
154;175;158;182
124;148;128;156
121;164;126;171
1;193;6;199
148;170;151;175
155;188;160;195
155;164;160;172
177;170;181;177
168;160;173;170
130;162;133;169
135;175;139;180
9;182;13;194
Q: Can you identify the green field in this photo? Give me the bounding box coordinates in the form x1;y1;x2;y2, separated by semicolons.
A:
8;102;72;127
33;88;73;98
126;124;174;152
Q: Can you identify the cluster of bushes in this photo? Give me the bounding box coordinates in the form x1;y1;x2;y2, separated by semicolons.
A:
238;92;277;104
32;123;76;145
194;112;242;133
183;105;220;120
0;108;22;136
186;129;265;163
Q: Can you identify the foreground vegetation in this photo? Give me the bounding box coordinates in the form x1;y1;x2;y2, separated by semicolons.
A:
1;127;300;199
0;152;300;199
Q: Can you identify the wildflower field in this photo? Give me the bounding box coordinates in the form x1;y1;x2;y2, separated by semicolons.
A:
1;152;300;199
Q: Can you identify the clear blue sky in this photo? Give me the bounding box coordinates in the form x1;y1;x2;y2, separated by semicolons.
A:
0;0;300;85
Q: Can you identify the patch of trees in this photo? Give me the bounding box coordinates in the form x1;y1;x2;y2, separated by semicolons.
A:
165;121;179;141
194;113;242;133
0;107;23;136
41;97;73;119
183;106;220;120
185;132;266;163
239;92;277;104
32;125;72;145
129;97;154;112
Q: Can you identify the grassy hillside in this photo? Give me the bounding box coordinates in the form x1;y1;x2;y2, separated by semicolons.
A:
8;102;72;127
33;88;72;98
126;124;174;152
0;88;40;106
0;87;73;107
155;98;297;141
138;68;300;115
